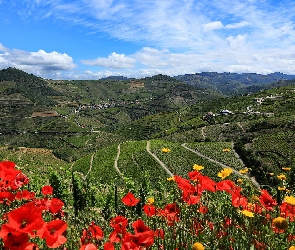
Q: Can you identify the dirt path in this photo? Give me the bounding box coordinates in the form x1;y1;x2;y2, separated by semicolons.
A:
237;122;245;132
85;153;95;178
146;140;173;177
114;144;123;176
201;126;206;140
181;143;260;189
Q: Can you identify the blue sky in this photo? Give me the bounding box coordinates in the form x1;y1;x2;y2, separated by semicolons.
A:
1;0;295;79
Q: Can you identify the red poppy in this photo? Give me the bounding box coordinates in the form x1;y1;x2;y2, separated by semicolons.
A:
128;230;155;248
132;219;152;234
48;198;65;214
80;243;98;250
231;192;248;209
259;190;277;211
14;172;30;188
2;231;38;250
104;242;115;250
216;180;239;194
0;191;15;203
122;192;140;207
41;185;53;196
143;204;157;217
280;202;295;221
188;171;216;192
15;190;35;201
40;219;67;248
157;203;180;225
109;216;128;243
3;202;45;236
81;222;104;245
154;228;165;239
0;160;16;170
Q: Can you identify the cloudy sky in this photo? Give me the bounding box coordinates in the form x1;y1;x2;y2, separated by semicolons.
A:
1;0;295;79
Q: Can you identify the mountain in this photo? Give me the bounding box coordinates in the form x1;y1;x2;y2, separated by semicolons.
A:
174;72;295;95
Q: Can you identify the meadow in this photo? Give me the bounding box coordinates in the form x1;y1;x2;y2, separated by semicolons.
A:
1;140;295;249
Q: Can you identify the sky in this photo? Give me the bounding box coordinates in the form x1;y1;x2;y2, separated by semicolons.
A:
0;0;295;80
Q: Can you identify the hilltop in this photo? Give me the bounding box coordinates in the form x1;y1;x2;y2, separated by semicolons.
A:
0;67;295;189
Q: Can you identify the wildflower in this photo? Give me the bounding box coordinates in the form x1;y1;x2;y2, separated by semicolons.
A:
272;217;288;230
161;147;171;153
167;176;175;181
239;168;248;174
240;210;254;217
40;219;68;248
269;172;274;176
222;148;231;152
282;167;291;171
217;168;233;180
143;204;157;217
122;192;140;207
259;189;277;210
193;164;204;171
237;179;243;184
42;185;53;195
278;187;286;191
284;196;295;206
147;197;154;205
2;202;45;236
289;246;295;250
192;242;205;250
277;174;287;180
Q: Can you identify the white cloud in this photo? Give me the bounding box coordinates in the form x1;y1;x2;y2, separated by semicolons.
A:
0;46;76;76
203;21;224;32
0;43;9;52
81;52;136;69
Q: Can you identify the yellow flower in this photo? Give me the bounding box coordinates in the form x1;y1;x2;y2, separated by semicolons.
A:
272;217;288;230
284;196;295;206
192;242;205;250
222;148;231;152
240;210;254;217
278;186;286;191
193;164;204;171
282;167;291;171
269;172;274;176
161;147;171;153
239;168;249;174
167;176;175;182
277;174;287;180
147;197;154;205
252;196;260;202
217;168;233;179
237;179;243;184
289;246;295;250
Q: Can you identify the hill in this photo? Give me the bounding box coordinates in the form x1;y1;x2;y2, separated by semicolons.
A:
0;67;295;189
174;72;295;95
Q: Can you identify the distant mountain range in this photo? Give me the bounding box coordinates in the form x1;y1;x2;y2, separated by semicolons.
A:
174;72;295;95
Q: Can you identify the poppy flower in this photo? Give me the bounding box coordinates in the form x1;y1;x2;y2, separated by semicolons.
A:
80;243;98;250
48;198;65;214
15;190;35;201
143;204;157;217
41;185;53;196
259;190;277;211
40;219;67;248
14;172;30;188
132;219;152;234
3;202;45;236
2;231;37;250
121;192;140;207
104;242;115;250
